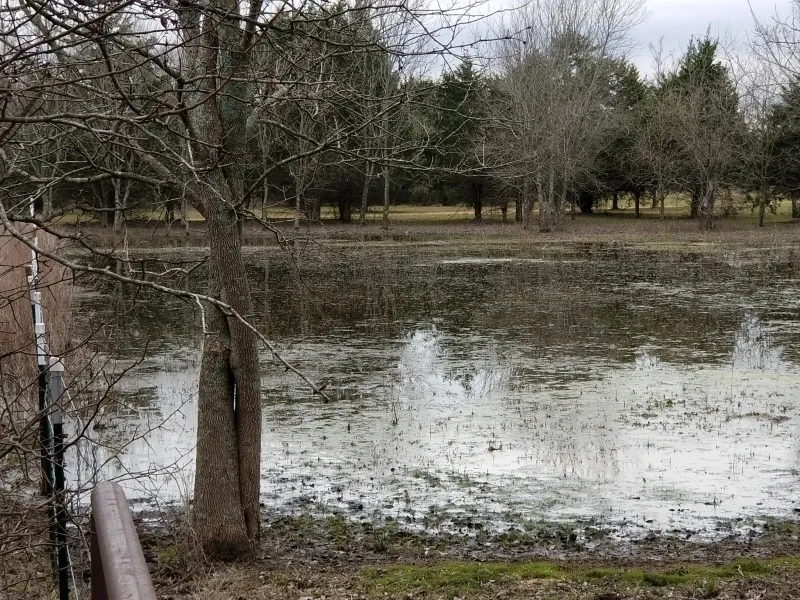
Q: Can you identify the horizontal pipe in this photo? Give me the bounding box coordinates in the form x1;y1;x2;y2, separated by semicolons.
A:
90;482;157;600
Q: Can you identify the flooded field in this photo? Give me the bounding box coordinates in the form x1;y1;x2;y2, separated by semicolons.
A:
74;240;800;539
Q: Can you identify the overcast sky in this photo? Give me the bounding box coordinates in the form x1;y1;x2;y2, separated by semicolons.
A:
629;0;793;75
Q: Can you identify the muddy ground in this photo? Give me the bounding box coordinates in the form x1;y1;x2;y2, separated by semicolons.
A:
136;513;800;600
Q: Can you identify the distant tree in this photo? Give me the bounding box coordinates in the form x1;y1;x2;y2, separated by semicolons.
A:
662;36;744;228
633;81;681;219
429;59;495;221
491;0;645;232
594;60;649;215
766;79;800;218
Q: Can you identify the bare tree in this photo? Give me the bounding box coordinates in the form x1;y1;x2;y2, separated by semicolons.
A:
490;0;644;232
660;37;743;229
0;0;495;558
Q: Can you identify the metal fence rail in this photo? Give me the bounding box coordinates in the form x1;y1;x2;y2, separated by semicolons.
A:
90;482;157;600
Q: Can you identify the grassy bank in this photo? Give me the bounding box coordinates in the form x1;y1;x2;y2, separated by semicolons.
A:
55;205;800;255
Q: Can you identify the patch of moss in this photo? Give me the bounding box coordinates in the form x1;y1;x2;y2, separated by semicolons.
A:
361;558;780;596
362;562;564;594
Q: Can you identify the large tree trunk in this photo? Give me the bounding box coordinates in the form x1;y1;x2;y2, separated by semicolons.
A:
690;187;700;219
539;172;557;233
43;187;54;219
634;190;641;218
338;195;351;222
699;180;716;230
611;191;618;210
515;197;522;222
188;0;263;558
194;197;262;557
523;178;535;230
382;163;390;230
651;190;658;209
359;161;373;225
472;182;483;222
793;196;800;219
194;273;246;556
112;177;129;241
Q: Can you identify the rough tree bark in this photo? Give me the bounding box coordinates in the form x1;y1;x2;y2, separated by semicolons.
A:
523;178;535;230
187;0;263;557
690;187;700;219
698;180;716;230
539;171;557;233
381;90;391;231
758;184;768;228
194;197;262;555
359;161;373;225
472;181;483;222
382;163;390;230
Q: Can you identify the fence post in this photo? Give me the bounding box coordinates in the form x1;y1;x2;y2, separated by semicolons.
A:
49;357;70;600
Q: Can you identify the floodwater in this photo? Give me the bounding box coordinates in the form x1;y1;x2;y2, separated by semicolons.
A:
72;241;800;538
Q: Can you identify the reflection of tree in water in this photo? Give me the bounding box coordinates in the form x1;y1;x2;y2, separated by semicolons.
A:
732;314;781;371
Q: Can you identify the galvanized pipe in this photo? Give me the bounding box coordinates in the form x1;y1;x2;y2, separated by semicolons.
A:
90;482;157;600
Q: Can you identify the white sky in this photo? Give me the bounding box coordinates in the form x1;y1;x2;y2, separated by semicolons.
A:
629;0;794;75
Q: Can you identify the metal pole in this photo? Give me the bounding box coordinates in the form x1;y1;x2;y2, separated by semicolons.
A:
49;358;70;600
90;482;157;600
28;278;52;493
36;321;53;497
30;275;57;581
27;219;61;588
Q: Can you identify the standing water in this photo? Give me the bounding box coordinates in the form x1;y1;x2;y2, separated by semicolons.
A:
75;242;800;539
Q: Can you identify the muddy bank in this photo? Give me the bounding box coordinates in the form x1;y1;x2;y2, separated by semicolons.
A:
139;512;800;599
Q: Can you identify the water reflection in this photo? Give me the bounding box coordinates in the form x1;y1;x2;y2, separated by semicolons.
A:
72;245;800;535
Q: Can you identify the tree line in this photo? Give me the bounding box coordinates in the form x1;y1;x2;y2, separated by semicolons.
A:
5;0;800;234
